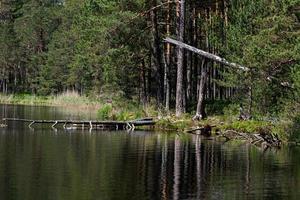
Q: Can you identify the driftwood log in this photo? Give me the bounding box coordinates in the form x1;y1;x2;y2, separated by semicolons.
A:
221;130;281;148
187;124;281;148
186;125;216;137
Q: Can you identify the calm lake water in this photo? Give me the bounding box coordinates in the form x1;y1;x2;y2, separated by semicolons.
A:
0;104;300;200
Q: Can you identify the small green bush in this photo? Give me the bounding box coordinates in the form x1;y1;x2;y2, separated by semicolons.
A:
206;100;232;115
156;117;193;131
221;120;272;134
116;110;132;121
97;104;113;120
223;103;240;120
289;114;300;142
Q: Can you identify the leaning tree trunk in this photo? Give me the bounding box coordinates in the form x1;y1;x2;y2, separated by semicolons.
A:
164;37;249;71
175;0;185;117
193;61;207;120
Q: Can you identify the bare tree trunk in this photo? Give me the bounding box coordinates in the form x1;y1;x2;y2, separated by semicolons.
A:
141;59;147;107
186;2;194;103
175;0;185;117
147;53;152;104
248;85;253;116
164;37;249;72
164;0;171;112
193;61;207;120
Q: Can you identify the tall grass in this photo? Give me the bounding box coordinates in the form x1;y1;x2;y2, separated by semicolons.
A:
0;93;13;103
52;90;99;106
0;93;50;105
0;91;100;107
96;101;149;121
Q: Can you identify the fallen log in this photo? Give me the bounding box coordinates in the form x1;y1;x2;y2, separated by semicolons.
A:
164;37;250;71
186;125;216;137
186;127;204;133
0;123;7;128
164;37;292;88
221;130;281;148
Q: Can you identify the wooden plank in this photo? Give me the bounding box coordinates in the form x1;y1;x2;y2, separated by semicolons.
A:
2;118;156;127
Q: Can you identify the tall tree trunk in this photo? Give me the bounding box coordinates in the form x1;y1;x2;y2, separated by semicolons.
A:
164;0;171;112
175;0;185;117
141;59;147;107
147;53;152;104
150;0;164;106
164;53;170;111
193;10;200;102
186;2;194;103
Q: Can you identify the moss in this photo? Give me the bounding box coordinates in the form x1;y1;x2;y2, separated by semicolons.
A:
219;119;288;141
288;114;300;142
221;120;270;133
155;115;289;141
156;118;193;131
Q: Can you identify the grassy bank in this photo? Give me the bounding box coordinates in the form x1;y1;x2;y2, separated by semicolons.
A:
0;92;295;142
156;115;289;141
98;102;291;142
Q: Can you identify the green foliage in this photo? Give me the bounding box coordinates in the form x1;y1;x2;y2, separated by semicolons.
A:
292;65;300;100
0;0;147;96
221;120;272;133
0;0;299;141
0;91;100;106
223;104;240;118
219;119;286;140
206;100;233;115
226;0;300;116
96;99;148;121
156;118;192;131
97;104;113;120
115;109;144;121
290;114;300;142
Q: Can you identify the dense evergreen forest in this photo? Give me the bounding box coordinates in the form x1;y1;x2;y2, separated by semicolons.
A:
0;0;299;119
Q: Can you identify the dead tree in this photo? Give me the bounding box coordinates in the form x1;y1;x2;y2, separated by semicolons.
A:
193;60;207;120
164;37;249;120
164;37;250;71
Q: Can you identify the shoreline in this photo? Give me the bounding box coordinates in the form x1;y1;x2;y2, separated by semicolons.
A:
0;93;292;143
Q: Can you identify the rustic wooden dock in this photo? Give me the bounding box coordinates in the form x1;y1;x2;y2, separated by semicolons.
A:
2;117;155;131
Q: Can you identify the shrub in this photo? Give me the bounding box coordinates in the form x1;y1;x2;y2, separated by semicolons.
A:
223;103;240;121
206;100;232;115
97;104;113;120
289;114;300;142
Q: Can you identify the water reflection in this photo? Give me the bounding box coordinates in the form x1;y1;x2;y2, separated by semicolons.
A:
0;130;299;200
0;105;299;200
0;104;96;121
